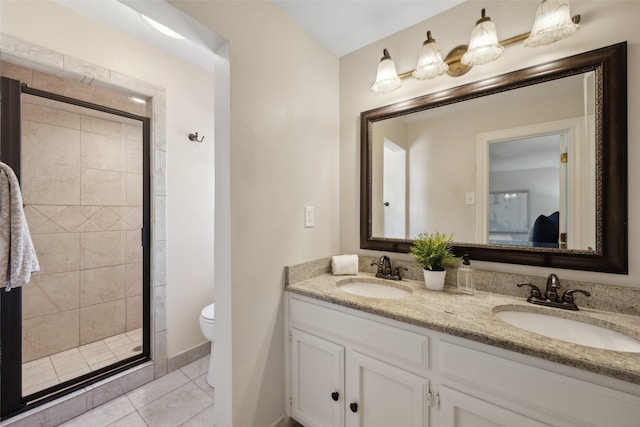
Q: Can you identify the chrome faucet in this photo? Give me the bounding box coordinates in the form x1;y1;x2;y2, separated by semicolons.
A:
370;255;407;281
517;274;590;310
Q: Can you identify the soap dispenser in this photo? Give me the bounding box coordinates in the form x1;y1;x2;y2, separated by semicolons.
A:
457;254;475;295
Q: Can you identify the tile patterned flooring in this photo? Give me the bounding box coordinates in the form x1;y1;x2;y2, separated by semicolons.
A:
59;355;216;427
23;329;143;396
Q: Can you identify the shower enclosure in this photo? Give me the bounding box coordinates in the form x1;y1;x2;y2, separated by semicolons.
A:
0;73;150;419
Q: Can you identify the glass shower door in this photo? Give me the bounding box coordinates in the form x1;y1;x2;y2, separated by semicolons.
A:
0;76;150;418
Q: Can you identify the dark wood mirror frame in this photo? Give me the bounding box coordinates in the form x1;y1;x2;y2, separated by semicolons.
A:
360;42;627;274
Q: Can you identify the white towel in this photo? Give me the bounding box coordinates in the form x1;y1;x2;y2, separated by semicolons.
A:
332;254;359;276
0;162;39;291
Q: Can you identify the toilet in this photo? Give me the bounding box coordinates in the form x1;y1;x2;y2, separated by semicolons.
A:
199;303;215;387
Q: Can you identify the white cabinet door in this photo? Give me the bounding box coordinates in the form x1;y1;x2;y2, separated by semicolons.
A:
346;350;429;427
439;386;551;427
290;328;345;427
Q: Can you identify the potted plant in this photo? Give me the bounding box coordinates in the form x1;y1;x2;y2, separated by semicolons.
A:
410;232;456;290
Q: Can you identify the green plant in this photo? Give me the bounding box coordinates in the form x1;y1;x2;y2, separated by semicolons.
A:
409;232;456;271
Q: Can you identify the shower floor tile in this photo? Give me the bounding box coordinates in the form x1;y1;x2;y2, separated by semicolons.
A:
22;328;142;396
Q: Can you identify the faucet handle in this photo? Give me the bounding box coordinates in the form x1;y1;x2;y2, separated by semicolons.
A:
392;266;408;279
517;283;542;299
370;261;383;273
561;289;591;304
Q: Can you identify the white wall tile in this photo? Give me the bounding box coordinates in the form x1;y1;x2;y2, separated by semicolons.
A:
31;233;80;274
22;101;81;129
80;231;126;269
81;132;126;172
80;265;127;306
22;163;81;205
80;300;126;345
23;271;80;319
81;169;126;206
81;115;125;138
23;309;79;361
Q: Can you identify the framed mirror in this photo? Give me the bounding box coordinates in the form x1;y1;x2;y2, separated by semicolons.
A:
360;43;627;273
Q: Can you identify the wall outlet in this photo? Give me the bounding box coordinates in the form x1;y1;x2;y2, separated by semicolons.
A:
304;206;314;228
465;192;475;205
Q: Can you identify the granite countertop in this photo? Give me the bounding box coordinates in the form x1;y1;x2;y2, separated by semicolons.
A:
286;272;640;385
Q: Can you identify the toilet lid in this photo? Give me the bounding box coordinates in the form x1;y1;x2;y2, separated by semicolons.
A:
201;303;215;320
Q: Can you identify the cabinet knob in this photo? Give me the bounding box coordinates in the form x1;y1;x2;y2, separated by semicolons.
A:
350;402;358;413
331;392;339;401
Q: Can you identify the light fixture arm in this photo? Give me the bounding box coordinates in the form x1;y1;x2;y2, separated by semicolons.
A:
395;14;580;80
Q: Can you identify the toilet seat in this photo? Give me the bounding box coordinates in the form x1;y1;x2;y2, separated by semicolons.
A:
200;303;215;322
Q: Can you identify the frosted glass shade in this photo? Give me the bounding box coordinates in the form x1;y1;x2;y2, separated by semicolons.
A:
461;10;504;66
413;31;449;80
371;49;402;93
524;0;579;47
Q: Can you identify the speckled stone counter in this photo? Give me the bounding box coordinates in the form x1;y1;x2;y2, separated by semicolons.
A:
285;268;640;386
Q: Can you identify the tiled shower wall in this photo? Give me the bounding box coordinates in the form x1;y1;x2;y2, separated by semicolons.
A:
19;94;144;362
1;36;171;425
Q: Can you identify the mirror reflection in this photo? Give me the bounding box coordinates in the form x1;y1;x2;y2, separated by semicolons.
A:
362;43;627;273
371;72;595;250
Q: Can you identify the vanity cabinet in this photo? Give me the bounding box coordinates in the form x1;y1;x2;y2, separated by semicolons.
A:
438;340;640;427
287;295;431;427
438;386;550;427
290;328;429;427
346;350;429;427
285;293;640;427
290;328;344;427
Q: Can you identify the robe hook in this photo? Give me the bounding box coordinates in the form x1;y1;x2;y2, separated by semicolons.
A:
188;132;204;143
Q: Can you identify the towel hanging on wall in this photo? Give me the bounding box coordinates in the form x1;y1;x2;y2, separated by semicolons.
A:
0;162;39;291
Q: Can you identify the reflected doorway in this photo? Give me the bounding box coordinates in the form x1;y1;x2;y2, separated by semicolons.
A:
477;117;596;250
382;139;406;239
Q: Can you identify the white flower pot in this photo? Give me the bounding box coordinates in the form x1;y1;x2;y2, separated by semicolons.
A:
423;269;446;291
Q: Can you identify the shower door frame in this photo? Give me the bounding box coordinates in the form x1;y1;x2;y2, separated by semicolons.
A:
0;77;152;419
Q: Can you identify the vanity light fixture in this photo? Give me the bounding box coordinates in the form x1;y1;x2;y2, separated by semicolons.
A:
461;9;504;66
413;31;449;80
524;0;579;47
371;0;580;93
371;49;403;93
141;14;186;40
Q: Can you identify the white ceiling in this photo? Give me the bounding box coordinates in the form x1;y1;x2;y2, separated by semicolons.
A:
272;0;466;57
55;0;467;72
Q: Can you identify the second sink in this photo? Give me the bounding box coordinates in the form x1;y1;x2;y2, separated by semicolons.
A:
494;307;640;353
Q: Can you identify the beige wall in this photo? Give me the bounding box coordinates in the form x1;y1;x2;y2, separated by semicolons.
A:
0;0;215;357
171;2;340;426
340;1;640;287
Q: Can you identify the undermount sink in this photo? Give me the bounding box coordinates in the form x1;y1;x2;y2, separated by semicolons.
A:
494;307;640;353
337;278;412;299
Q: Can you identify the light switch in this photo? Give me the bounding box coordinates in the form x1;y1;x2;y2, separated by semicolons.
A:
304;206;314;228
465;192;475;205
